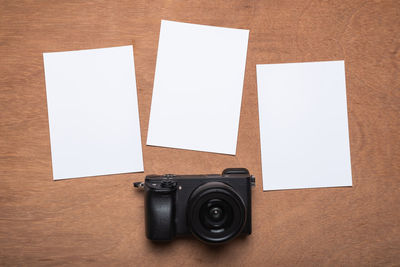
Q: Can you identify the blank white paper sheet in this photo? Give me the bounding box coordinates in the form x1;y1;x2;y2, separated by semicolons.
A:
146;20;249;155
256;61;352;191
43;45;144;180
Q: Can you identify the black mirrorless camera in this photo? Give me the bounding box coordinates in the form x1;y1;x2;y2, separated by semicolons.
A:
134;168;255;244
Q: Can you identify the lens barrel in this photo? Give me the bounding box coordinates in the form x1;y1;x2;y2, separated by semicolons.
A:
187;182;246;244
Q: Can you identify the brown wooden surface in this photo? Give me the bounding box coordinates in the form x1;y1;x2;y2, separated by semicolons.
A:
1;0;399;266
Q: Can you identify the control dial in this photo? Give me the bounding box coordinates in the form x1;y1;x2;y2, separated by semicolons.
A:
161;178;177;188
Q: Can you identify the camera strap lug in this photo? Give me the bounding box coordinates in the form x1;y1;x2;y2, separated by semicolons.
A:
133;182;144;189
250;175;256;187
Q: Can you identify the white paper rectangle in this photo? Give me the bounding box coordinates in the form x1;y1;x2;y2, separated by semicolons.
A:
43;45;144;180
146;20;249;155
256;61;352;191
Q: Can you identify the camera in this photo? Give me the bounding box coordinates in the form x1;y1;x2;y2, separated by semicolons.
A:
135;168;255;244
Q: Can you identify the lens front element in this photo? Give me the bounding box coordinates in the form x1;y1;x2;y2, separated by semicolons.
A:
201;198;231;231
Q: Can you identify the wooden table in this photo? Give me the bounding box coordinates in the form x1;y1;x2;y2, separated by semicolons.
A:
1;0;399;266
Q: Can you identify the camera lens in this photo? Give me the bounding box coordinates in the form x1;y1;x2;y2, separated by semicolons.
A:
187;182;246;244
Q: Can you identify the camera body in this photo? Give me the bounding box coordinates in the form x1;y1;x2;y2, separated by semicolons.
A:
143;168;254;244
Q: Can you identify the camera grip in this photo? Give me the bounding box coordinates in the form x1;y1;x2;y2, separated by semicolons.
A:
145;189;175;241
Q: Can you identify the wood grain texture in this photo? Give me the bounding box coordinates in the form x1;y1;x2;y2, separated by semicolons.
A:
0;0;399;266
